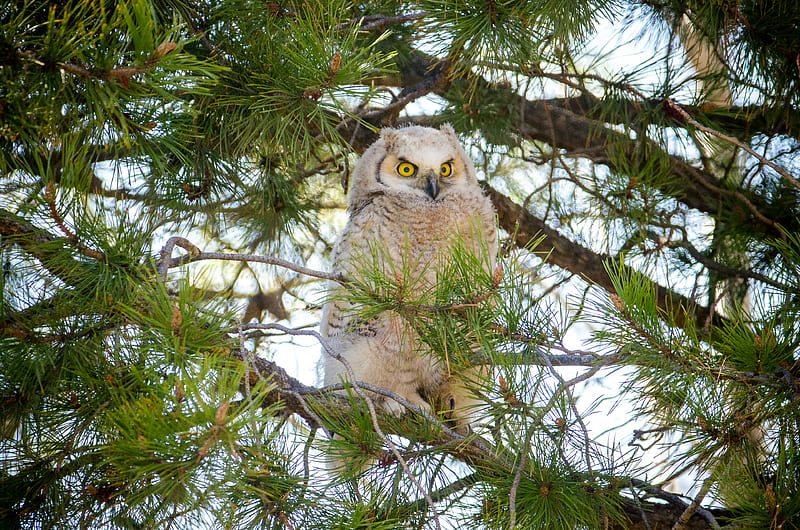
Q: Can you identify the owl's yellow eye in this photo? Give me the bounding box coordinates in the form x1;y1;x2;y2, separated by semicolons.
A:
396;161;417;177
440;162;453;177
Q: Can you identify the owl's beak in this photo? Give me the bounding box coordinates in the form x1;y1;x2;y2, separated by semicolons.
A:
424;173;439;199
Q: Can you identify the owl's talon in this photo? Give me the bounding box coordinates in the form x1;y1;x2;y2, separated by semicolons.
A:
380;399;407;417
379;395;432;418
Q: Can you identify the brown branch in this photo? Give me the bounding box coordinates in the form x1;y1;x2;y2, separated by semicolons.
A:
372;49;787;237
47;42;177;87
332;58;453;155
543;95;800;142
625;479;722;530
0;208;92;289
336;12;427;32
231;323;724;529
158;236;202;280
515;99;779;237
234;324;503;465
641;229;793;291
671;475;718;530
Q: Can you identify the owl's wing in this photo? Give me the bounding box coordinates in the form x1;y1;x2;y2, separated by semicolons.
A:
320;203;388;339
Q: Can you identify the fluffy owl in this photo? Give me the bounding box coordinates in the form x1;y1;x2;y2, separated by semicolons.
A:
320;124;497;431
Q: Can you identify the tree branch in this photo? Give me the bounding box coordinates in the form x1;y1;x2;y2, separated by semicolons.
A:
163;240;794;390
0;208;93;289
230;323;724;529
664;97;800;193
372;49;790;237
25;42;178;88
158;236;344;283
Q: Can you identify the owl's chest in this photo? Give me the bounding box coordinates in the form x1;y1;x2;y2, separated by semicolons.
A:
359;197;470;250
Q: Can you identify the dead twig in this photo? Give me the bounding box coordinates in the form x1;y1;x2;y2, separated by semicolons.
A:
664;98;800;194
156;237;344;283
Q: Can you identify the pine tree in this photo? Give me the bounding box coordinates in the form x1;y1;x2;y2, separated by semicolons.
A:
2;1;800;528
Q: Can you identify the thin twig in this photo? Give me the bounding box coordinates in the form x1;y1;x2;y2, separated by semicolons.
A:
286;390;328;434
629;486;654;530
671;474;718;530
646;229;795;292
161;248;344;283
44;183;105;261
399;472;479;515
539;347;595;475
665;98;800;192
508;426;534;528
300;426;316;493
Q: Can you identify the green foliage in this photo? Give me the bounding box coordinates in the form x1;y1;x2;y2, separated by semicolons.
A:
0;257;307;527
477;462;621;530
3;0;800;527
421;0;616;66
206;0;395;160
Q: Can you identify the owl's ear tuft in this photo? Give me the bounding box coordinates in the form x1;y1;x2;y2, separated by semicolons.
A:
439;123;457;139
379;128;398;150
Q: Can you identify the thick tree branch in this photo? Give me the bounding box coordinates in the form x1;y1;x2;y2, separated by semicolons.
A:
234;330;510;467
373;49;790;237
545;95;800;142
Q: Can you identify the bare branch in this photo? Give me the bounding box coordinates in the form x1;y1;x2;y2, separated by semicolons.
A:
241;322;443;528
665;98;800;193
671;475;719;530
642;229;794;292
230;321;729;529
157;238;344;283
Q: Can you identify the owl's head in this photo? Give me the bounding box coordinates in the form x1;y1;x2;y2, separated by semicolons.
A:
347;124;479;206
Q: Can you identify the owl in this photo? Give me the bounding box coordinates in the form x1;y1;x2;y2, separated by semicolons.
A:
320;124;497;432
